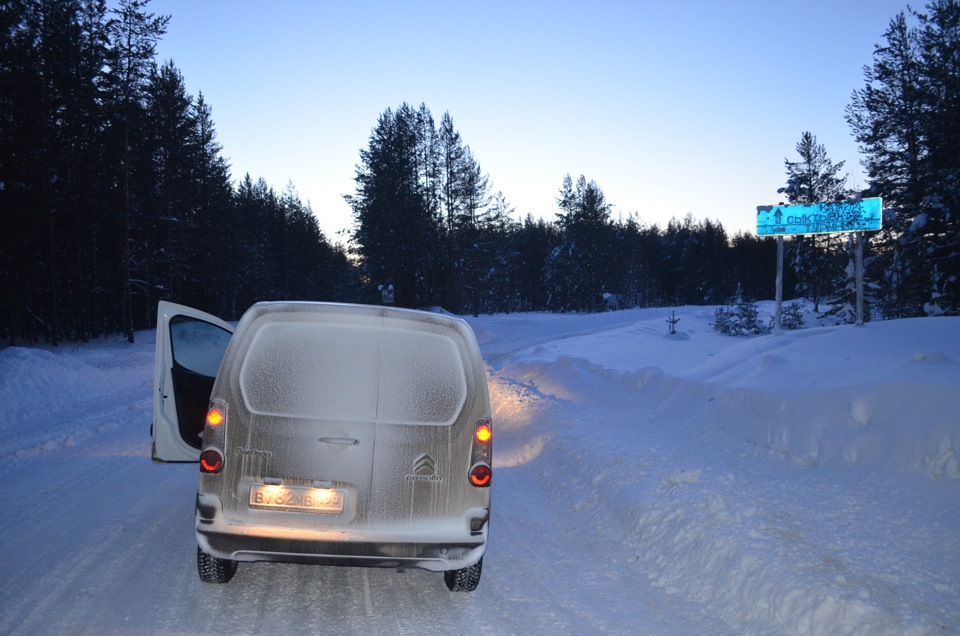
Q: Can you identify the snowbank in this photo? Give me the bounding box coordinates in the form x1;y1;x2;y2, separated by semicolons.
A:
483;306;959;634
501;311;960;481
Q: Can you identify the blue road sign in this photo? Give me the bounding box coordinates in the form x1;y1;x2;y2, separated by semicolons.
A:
756;197;882;236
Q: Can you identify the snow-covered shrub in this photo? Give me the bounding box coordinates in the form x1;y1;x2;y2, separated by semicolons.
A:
769;301;806;331
712;306;732;334
820;301;857;325
713;302;765;336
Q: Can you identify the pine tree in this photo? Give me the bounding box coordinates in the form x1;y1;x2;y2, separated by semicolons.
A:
187;91;235;314
0;0;114;344
348;104;498;309
847;2;960;316
729;232;782;302
478;191;518;313
70;0;111;341
437;111;492;313
104;0;169;341
778;132;849;312
511;214;560;311
348;104;432;307
611;215;644;307
233;175;284;305
778;132;848;205
690;218;732;304
0;0;359;342
545;175;614;311
2;0;76;344
144;60;195;307
915;0;960;313
659;215;699;305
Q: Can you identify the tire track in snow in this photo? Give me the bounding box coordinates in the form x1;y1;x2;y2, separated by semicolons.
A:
361;568;376;619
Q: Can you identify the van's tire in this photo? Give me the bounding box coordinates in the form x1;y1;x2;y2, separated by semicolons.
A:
444;557;482;592
197;546;237;584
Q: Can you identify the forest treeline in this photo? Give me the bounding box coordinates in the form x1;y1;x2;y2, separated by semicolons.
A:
2;0;958;346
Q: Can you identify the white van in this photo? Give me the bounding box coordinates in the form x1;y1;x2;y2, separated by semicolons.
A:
152;301;492;591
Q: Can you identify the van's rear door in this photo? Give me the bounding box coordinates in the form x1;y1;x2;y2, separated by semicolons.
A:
152;301;233;462
212;304;488;535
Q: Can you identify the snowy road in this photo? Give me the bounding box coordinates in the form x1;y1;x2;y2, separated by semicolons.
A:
0;307;957;634
0;314;711;635
0;397;707;635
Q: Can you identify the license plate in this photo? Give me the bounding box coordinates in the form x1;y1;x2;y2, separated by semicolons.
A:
249;484;344;514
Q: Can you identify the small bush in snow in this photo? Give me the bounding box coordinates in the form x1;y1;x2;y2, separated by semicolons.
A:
783;301;805;329
713;302;765;336
713;306;732;334
769;301;806;331
666;310;680;335
819;299;869;325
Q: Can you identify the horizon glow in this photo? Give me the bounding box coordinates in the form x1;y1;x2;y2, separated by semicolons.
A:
152;0;910;242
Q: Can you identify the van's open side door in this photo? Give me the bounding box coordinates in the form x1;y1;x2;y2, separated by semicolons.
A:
152;301;234;462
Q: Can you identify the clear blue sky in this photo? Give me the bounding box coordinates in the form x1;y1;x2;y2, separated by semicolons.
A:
152;0;910;242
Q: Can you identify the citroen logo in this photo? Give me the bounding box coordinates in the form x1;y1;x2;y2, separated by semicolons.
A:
407;454;441;482
414;453;436;474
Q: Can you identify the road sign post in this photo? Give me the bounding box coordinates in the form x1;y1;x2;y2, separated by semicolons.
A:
855;231;864;326
774;236;784;335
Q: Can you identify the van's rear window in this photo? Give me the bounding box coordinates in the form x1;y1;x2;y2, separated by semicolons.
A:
237;322;467;425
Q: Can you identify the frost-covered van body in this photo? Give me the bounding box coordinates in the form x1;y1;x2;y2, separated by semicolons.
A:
152;301;491;591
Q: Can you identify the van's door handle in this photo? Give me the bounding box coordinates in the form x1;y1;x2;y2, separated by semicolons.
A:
318;437;359;446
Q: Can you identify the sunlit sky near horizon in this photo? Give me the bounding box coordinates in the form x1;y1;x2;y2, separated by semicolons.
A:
152;0;911;243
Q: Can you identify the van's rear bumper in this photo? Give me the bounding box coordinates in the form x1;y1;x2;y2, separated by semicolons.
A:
196;495;488;572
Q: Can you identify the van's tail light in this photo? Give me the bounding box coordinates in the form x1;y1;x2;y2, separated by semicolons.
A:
206;406;224;426
200;399;227;474
200;448;224;473
475;422;492;443
469;418;492;488
469;463;491;487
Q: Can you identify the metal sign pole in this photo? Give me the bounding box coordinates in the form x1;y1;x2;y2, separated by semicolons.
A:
774;235;783;335
855;231;864;326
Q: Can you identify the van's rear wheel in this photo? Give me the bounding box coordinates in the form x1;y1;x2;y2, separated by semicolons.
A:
197;546;237;583
444;557;482;592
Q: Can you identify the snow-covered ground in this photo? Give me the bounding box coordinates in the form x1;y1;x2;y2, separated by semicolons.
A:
0;304;957;634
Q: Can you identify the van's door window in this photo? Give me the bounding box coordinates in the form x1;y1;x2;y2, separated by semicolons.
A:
170;316;232;376
169;316;232;448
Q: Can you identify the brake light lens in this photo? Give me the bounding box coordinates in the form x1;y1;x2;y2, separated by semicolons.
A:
470;463;492;487
206;407;224;426
199;449;224;473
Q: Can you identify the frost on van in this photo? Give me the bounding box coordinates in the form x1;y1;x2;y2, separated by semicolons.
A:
238;322;466;425
378;328;466;425
169;317;231;377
